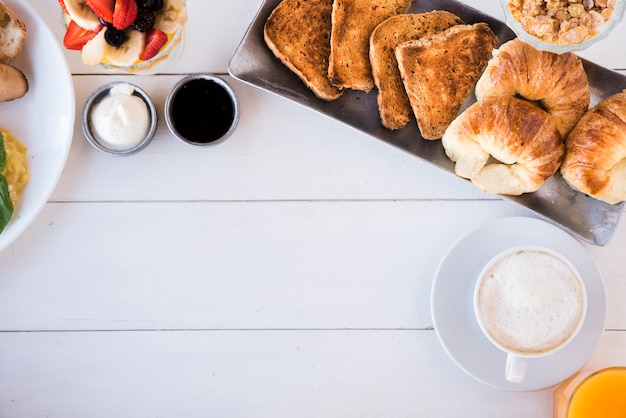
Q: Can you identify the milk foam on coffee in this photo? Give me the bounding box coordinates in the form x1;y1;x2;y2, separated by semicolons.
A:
476;249;585;355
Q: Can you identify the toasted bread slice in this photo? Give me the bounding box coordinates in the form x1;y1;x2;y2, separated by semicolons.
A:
0;62;27;101
264;0;342;101
370;12;464;130
328;0;412;92
396;23;498;140
0;0;27;61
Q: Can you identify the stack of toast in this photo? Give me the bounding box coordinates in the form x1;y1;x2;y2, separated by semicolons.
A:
0;0;28;102
263;0;498;140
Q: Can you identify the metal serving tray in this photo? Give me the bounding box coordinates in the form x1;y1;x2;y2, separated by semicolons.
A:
229;0;626;246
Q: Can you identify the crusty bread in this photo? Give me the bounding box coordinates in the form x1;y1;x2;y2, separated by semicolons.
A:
0;0;27;62
328;0;412;92
561;90;626;204
442;96;564;195
395;23;498;140
264;0;342;101
475;38;590;138
369;11;464;130
0;62;27;101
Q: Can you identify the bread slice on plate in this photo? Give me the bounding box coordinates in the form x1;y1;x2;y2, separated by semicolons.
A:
0;62;28;101
370;11;464;130
0;0;27;62
264;0;343;101
396;23;498;140
328;0;412;92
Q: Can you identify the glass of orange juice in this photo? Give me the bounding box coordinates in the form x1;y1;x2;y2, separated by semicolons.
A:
553;367;626;417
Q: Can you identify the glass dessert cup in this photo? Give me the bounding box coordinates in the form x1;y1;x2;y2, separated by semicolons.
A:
499;0;625;54
59;0;187;74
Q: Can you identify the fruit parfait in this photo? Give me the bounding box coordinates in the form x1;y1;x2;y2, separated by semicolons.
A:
60;0;187;74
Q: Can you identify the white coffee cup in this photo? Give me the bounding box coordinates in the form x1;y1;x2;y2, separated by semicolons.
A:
474;246;587;383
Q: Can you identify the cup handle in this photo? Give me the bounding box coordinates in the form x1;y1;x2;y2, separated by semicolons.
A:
506;354;528;383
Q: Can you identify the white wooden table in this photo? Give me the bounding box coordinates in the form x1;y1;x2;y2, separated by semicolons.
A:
1;1;625;416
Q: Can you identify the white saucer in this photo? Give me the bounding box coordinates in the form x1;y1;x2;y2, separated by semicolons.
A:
431;217;606;391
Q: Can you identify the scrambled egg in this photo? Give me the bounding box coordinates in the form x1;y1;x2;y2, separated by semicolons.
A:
1;128;29;207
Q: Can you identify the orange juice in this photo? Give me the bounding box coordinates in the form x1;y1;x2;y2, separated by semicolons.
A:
553;367;626;418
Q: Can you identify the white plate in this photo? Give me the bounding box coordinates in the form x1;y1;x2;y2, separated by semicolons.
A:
431;217;606;391
0;0;74;252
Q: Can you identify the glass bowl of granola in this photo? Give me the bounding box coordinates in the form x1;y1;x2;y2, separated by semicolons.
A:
500;0;625;53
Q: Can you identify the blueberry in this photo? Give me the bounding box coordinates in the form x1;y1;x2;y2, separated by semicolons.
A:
104;27;125;47
137;0;163;10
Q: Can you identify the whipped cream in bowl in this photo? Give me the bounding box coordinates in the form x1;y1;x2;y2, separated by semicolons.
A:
82;82;157;156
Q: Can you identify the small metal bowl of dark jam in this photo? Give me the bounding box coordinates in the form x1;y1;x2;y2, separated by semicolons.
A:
164;74;240;146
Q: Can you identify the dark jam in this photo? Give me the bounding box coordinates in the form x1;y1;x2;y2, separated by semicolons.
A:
170;78;235;144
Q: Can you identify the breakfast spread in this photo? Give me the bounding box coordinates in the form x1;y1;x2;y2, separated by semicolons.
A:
59;0;186;71
263;0;626;203
442;96;564;195
507;0;616;46
560;90;626;205
328;0;413;92
369;11;464;130
395;23;498;140
475;38;590;138
0;0;28;102
90;83;151;151
0;129;29;234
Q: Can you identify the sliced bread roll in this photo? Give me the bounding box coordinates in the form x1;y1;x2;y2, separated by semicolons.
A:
328;0;413;92
0;0;27;61
396;23;498;140
264;0;342;101
0;62;27;101
369;11;464;130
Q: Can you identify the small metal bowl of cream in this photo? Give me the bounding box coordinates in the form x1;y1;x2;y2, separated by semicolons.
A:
82;82;157;156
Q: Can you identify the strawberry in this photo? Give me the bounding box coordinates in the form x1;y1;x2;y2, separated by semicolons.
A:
113;0;139;30
140;28;167;60
85;0;115;24
63;20;101;50
58;0;68;14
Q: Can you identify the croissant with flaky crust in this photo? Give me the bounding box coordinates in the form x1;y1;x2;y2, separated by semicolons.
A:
561;90;626;205
475;39;590;138
442;96;564;196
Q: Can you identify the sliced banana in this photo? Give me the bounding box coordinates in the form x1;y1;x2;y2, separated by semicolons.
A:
62;12;72;27
154;0;187;34
64;0;101;31
82;29;107;66
103;29;146;67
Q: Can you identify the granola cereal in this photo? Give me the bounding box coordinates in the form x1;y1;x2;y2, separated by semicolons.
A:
508;0;616;45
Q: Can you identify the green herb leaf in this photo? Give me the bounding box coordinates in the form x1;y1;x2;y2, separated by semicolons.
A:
0;175;13;234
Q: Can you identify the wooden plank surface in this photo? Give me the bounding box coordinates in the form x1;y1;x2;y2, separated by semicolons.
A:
1;0;625;416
